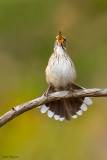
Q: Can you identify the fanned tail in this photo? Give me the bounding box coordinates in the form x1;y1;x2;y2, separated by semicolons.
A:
38;83;93;121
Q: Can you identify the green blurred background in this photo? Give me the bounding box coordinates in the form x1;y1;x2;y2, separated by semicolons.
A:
0;0;107;160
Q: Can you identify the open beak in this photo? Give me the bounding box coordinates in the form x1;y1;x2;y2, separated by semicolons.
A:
57;31;64;43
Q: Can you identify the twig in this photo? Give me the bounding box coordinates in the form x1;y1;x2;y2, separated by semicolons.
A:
0;88;107;128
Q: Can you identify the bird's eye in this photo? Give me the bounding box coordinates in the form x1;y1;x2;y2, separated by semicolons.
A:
63;37;66;42
62;36;66;42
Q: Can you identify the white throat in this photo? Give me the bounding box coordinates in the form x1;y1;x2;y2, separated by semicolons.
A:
54;45;66;55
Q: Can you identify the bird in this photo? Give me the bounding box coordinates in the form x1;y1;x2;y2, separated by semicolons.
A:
38;31;92;121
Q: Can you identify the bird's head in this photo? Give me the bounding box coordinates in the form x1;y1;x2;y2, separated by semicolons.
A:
55;31;66;48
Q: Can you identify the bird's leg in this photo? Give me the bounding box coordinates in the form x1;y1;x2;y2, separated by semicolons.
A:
67;83;84;92
67;84;74;92
44;83;55;97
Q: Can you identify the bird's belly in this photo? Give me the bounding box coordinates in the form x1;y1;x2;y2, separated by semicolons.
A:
46;61;76;88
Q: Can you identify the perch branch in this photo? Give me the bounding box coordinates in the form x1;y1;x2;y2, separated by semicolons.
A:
0;88;107;128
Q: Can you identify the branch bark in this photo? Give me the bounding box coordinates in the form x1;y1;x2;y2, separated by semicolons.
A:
0;88;107;128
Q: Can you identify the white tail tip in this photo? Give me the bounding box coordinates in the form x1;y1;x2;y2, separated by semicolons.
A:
80;103;88;111
36;105;41;109
41;105;49;113
84;97;93;105
72;115;77;119
59;117;64;121
54;115;60;120
76;110;83;115
47;110;54;118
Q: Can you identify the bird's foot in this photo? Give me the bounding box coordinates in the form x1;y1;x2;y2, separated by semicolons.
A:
43;83;55;98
